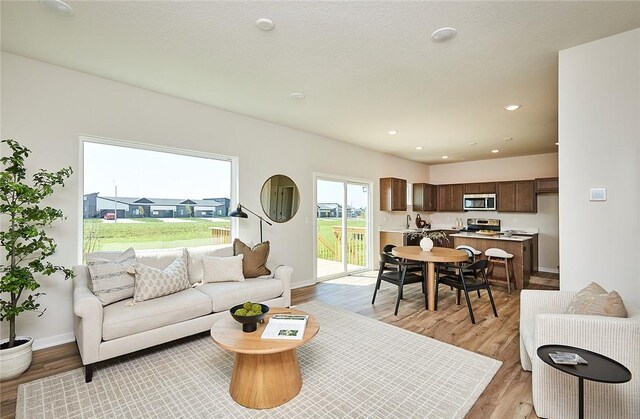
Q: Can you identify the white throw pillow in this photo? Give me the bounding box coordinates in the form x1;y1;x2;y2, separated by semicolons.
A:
133;256;190;302
86;247;136;306
202;254;245;283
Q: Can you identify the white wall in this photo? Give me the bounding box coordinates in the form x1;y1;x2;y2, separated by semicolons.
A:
559;28;640;306
0;53;431;348
425;153;559;272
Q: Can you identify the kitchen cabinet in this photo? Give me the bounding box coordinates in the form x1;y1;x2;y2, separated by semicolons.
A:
535;177;559;193
464;182;496;194
437;184;464;212
497;180;537;213
412;183;437;211
380;178;407;211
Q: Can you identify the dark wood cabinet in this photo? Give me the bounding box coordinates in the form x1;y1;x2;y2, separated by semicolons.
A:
535;177;559;193
437;184;464;212
464;182;496;194
413;183;437;211
497;180;537;213
380;177;407;211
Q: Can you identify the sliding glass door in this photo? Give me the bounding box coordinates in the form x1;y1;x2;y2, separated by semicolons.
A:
316;176;371;280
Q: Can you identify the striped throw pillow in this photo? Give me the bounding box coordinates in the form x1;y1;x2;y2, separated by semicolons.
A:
86;247;136;306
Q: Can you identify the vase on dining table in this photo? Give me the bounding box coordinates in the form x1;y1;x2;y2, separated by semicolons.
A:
419;237;434;252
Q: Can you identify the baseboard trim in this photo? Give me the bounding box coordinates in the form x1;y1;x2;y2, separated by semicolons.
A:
33;332;76;351
292;278;316;289
538;267;560;274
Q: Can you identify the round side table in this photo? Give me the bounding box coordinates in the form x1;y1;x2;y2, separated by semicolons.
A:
537;344;632;419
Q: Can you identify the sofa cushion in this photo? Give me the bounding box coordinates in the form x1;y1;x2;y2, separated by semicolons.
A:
135;248;187;270
86;247;136;306
195;278;284;312
233;239;271;278
187;245;234;284
133;256;191;302
565;282;628;318
102;288;211;341
202;254;245;283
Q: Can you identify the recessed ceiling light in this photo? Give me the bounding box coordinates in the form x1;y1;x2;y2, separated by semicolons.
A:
39;0;74;16
491;149;500;154
469;142;478;146
442;155;449;159
504;137;513;142
388;130;398;136
416;146;423;150
431;27;457;43
505;104;521;111
256;18;275;31
289;92;305;100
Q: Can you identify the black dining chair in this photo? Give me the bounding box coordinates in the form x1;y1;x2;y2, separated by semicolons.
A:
383;244;423;273
372;252;426;315
435;259;498;324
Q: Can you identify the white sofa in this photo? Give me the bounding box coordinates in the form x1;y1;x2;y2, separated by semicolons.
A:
73;245;292;382
520;290;640;418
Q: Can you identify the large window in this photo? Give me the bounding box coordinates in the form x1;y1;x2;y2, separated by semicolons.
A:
82;139;233;258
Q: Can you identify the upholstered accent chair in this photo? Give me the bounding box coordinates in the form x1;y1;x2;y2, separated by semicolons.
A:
520;290;640;418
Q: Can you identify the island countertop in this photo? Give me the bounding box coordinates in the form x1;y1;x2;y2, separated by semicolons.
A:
450;232;532;242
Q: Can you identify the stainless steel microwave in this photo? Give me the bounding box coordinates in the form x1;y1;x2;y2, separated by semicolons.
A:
463;193;496;211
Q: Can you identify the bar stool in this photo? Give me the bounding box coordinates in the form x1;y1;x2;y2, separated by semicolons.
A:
485;248;516;292
456;245;482;262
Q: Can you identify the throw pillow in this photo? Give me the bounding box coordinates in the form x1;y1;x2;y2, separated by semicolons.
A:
233;239;271;278
565;282;628;318
86;247;136;306
133;256;190;303
201;254;245;283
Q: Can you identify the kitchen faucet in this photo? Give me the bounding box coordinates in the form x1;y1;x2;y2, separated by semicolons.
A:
406;214;412;229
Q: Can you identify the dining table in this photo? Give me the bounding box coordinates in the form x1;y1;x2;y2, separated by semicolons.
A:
391;246;469;311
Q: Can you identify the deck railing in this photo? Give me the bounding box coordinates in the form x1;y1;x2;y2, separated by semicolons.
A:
210;227;231;244
316;226;367;266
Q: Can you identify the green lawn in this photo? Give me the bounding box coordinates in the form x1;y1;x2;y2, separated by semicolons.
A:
316;218;367;264
83;218;230;254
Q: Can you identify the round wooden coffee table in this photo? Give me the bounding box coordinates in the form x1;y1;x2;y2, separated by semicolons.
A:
211;307;319;409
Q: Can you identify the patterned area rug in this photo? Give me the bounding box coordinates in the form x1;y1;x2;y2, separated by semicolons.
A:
17;301;501;418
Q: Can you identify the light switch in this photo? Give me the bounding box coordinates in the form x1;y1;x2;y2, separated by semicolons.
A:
589;188;607;201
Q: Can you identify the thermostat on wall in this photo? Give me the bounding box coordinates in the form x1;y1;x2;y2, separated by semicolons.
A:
589;188;607;201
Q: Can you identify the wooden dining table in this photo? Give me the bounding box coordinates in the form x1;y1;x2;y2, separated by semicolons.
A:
391;246;469;311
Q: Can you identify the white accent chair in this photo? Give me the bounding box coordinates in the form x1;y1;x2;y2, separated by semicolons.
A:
520;290;640;418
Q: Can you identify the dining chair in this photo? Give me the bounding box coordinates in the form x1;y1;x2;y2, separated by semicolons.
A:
372;252;426;315
383;244;423;274
435;258;498;324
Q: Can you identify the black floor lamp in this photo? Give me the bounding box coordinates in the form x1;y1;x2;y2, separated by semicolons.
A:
228;204;272;243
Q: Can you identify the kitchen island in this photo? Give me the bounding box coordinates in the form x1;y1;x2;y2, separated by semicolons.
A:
450;232;532;289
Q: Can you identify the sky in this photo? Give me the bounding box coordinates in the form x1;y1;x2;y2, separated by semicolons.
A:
83;142;231;199
317;179;368;209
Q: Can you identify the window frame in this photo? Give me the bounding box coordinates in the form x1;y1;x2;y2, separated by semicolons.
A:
78;135;239;263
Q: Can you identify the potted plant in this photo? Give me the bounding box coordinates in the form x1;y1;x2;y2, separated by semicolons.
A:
0;139;73;381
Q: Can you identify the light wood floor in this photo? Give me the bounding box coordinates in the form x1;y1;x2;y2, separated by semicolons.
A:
0;272;559;419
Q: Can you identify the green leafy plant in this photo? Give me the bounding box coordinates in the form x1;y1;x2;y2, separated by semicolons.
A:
0;139;74;348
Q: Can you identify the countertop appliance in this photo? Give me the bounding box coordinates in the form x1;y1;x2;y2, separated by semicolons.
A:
466;218;501;232
463;193;496;211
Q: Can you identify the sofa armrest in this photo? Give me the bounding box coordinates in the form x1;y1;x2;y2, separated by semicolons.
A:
72;266;104;365
272;265;293;307
520;290;576;334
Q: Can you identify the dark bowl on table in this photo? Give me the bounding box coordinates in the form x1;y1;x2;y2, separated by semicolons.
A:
229;303;270;333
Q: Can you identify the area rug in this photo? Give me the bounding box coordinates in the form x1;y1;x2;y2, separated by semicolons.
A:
17;300;501;418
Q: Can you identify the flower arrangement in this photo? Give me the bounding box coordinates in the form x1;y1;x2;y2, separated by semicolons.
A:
407;229;449;243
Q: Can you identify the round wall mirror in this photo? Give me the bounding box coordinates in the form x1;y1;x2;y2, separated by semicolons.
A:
260;174;300;223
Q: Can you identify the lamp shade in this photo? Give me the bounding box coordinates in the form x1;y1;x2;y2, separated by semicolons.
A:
228;204;248;218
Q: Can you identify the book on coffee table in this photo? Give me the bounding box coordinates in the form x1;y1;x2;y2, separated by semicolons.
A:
548;351;588;365
261;314;309;340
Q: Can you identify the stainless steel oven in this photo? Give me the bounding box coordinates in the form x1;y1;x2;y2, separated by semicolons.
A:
463;193;496;211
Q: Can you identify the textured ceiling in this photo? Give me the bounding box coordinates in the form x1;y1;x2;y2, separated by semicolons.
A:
2;1;639;164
